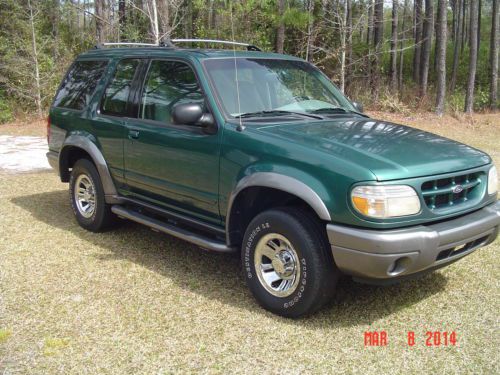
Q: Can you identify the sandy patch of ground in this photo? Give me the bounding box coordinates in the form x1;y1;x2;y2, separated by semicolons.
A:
0;135;50;173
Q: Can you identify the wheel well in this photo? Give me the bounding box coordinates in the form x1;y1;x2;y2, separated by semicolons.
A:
227;186;323;246
59;146;93;182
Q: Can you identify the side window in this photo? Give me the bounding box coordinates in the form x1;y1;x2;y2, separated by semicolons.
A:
140;60;204;123
53;60;108;110
101;59;140;116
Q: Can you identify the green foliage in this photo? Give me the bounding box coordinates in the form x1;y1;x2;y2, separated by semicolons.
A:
0;0;496;118
283;7;311;29
474;87;491;111
0;93;13;124
448;91;466;114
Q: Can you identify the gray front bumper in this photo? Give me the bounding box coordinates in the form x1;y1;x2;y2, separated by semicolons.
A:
327;201;500;281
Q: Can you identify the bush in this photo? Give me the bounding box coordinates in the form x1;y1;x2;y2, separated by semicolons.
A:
448;91;465;116
474;87;490;111
0;96;13;124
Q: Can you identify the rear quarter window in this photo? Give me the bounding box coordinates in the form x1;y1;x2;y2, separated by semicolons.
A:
53;60;108;110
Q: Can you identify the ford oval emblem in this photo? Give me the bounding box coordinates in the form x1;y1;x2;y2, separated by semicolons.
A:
453;185;464;194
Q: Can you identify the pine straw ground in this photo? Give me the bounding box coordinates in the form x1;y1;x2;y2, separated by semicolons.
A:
0;112;499;374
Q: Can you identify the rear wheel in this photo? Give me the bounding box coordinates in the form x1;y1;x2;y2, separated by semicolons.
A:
69;159;117;232
242;207;339;318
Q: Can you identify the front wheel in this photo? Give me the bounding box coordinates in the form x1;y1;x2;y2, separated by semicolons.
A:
242;207;339;318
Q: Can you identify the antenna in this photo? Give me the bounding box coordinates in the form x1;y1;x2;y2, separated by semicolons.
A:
230;4;245;132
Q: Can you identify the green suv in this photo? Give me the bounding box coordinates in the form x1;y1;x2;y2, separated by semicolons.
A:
47;40;500;317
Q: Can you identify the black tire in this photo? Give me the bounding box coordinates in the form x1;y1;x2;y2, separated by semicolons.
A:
69;159;117;232
242;207;339;318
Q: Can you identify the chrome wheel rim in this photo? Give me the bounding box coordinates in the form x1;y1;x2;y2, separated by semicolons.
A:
74;174;96;218
254;233;300;298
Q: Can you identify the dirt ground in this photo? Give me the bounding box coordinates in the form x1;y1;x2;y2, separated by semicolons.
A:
0;112;499;374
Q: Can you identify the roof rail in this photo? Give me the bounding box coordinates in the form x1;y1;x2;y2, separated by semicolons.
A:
94;39;261;51
95;42;160;49
171;39;261;51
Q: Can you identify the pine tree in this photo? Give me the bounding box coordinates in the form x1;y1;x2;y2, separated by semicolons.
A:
389;0;398;90
464;0;479;113
490;0;499;109
435;0;447;115
419;0;433;97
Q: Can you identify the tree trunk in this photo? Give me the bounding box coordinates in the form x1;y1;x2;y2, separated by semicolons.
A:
157;0;170;40
398;0;409;91
366;0;374;86
373;0;384;49
118;0;126;40
477;0;481;60
83;0;87;29
211;0;218;33
389;0;398;89
464;0;479;113
419;0;433;97
433;5;439;73
27;0;42;116
490;0;499;109
450;0;462;91
435;0;447;115
184;0;193;38
95;0;105;44
461;0;467;53
413;0;423;83
340;0;348;93
451;0;456;42
151;0;160;44
367;0;374;45
51;0;59;58
346;0;352;88
305;0;314;61
275;0;285;53
371;0;384;95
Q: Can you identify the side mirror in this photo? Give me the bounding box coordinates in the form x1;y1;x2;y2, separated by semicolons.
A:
172;103;204;125
351;101;364;113
171;102;217;134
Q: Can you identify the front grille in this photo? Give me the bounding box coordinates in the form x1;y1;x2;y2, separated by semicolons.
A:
421;171;485;211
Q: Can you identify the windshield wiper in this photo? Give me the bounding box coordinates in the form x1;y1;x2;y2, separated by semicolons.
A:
310;107;367;117
235;110;323;120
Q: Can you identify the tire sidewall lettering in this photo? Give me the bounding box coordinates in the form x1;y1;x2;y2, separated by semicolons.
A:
243;220;309;310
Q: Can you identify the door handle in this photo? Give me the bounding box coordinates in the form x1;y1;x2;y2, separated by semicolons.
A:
128;129;140;139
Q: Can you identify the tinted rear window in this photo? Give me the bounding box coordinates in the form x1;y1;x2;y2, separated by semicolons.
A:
101;59;140;116
53;60;108;110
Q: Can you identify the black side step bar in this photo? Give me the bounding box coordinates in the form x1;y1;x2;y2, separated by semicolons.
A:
117;196;225;236
111;205;236;253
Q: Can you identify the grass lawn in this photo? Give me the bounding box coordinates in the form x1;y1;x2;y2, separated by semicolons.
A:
0;113;499;374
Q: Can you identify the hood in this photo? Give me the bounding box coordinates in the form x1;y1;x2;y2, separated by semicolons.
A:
254;118;491;181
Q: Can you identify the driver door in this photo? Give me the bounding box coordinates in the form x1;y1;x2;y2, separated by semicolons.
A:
123;59;221;224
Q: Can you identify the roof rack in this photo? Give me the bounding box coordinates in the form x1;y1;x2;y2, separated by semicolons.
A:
95;41;176;49
171;39;261;51
94;39;261;51
102;42;158;47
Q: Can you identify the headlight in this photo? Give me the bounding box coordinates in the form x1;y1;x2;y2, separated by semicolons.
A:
351;185;421;218
488;166;498;195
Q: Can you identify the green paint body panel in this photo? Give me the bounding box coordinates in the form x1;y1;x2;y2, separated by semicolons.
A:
48;47;497;234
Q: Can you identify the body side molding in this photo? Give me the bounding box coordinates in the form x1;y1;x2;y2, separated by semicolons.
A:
60;134;122;204
225;172;332;243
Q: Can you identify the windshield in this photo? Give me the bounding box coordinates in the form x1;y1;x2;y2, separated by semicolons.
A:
203;58;356;118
